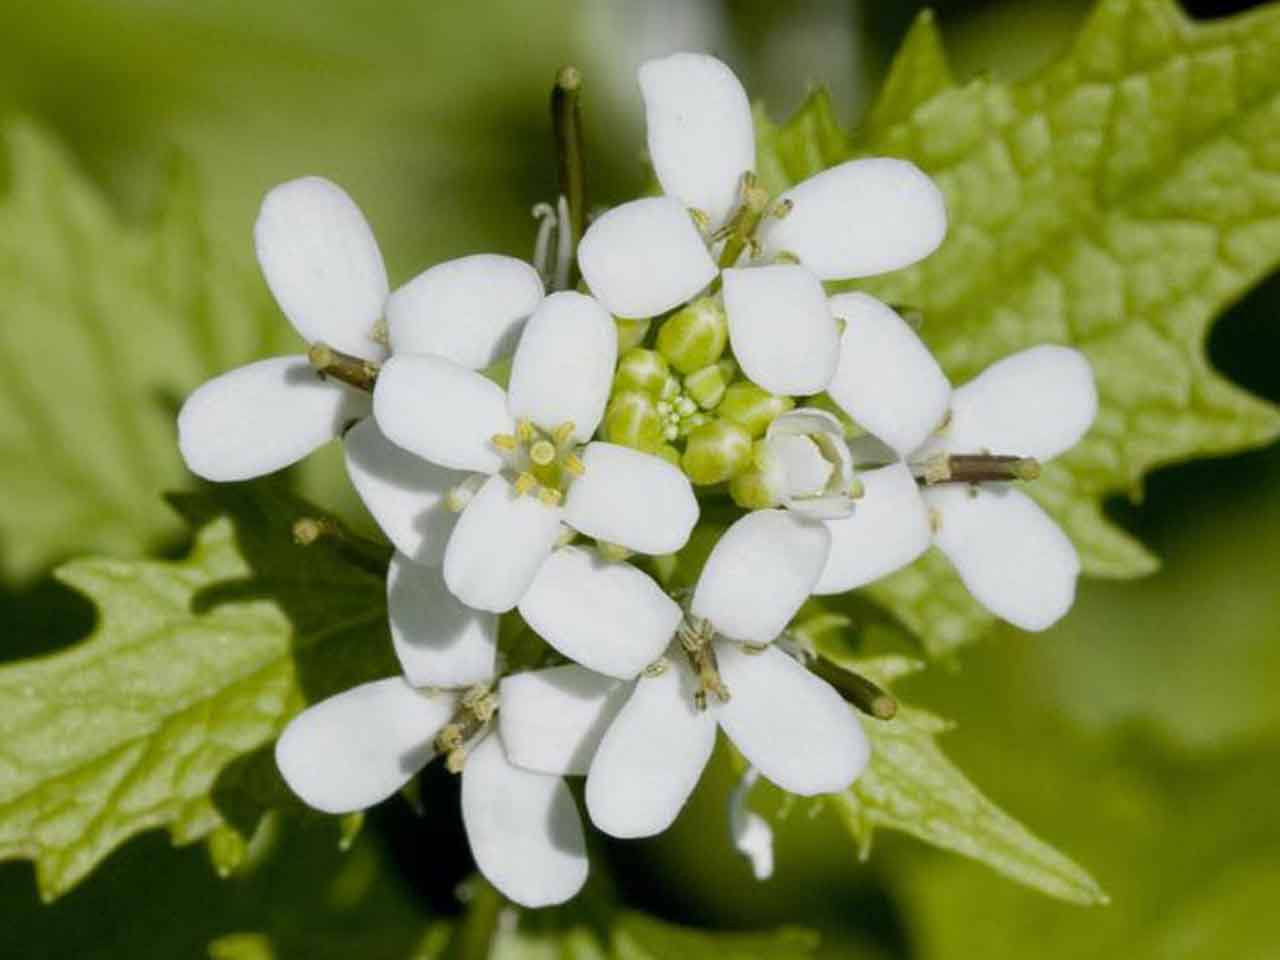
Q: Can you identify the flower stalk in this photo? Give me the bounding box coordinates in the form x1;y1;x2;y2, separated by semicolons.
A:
551;65;586;287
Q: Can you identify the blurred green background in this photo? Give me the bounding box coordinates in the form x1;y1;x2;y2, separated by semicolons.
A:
2;0;1278;956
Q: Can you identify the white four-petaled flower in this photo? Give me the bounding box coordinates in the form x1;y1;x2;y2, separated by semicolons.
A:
275;674;589;908
815;292;1098;631
373;293;699;614
577;52;947;398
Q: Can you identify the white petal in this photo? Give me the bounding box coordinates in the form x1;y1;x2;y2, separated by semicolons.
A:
461;733;587;908
691;510;831;644
499;665;628;776
518;546;681;679
924;346;1097;462
586;664;716;838
387;254;543;369
275;678;455;814
343;417;461;565
723;265;839;396
638;52;755;228
925;484;1080;632
178;356;368;482
767;435;832;499
716;644;868;794
578;197;717;319
728;768;774;881
814;463;932;594
443;475;562;613
373;354;512;473
563;442;699;555
387;552;497;688
507;291;617;442
825;293;952;458
762;158;947;280
254;177;388;360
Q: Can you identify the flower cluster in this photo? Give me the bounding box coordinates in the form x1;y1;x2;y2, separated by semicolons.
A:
178;52;1096;908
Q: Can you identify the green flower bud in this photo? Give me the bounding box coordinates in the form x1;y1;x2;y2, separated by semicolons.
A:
681;418;752;485
684;363;728;410
718;382;795;438
654;443;681;467
729;468;777;510
657;297;728;374
613;348;670;397
603;390;663;451
615;316;651;353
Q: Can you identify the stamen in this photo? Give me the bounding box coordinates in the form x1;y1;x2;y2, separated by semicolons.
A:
513;472;538;497
597;540;632;562
538;487;563;507
562;453;586;477
492;433;518;452
516;419;537;445
552;421;576;448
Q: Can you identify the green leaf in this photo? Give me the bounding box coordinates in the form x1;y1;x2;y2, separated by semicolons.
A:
0;118;291;580
758;0;1280;656
0;483;393;900
815;643;1106;906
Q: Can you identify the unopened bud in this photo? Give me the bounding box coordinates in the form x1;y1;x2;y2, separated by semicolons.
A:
613;348;670;397
718;382;794;438
614;316;651;353
657;297;728;374
682;419;752;485
684;363;728;410
603;390;663;452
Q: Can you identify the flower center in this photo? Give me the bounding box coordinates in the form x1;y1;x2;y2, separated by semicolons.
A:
676;614;731;710
491;419;585;507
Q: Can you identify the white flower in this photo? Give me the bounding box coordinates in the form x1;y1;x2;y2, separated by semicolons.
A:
576;52;946;397
275;673;589;908
741;408;857;518
373;292;699;614
177;177;545;563
502;510;868;840
815;292;1099;631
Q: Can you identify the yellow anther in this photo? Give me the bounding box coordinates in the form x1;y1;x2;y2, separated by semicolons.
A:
552;421;576;447
538;487;563;507
516;419;537;444
513;472;538;497
445;490;468;513
529;439;556;466
563;453;586;476
848;477;865;500
492;433;518;452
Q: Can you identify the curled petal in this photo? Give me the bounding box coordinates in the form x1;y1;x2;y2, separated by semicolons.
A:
343;417;461;565
519;546;681;679
761;158;946;280
728;768;774;881
179;356;368;482
461;733;588;908
508;291;617;442
275;678;455;814
564;442;699;555
586;664;716;838
499;665;628;776
825;293;951;458
388;552;497;688
578;197;718;319
373;354;512;473
443;475;562;613
638;52;755;228
254;177;388;360
691;510;831;645
387;254;543;369
923;346;1097;462
723;265;839;396
925;484;1080;632
814;463;932;594
716;644;869;795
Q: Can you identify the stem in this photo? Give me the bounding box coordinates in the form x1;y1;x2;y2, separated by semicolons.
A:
716;175;770;269
307;342;379;392
551;65;586;286
808;658;898;720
